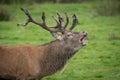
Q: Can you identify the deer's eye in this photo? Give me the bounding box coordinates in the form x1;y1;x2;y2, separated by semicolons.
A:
67;33;73;38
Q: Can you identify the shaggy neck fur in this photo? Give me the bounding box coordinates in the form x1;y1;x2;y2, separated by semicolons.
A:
39;40;80;76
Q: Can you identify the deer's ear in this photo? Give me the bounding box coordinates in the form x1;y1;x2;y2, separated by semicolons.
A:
51;32;63;40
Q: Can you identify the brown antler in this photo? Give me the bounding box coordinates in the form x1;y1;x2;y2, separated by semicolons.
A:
18;8;77;33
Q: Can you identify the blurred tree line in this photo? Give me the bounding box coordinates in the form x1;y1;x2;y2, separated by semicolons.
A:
0;0;120;4
0;0;91;4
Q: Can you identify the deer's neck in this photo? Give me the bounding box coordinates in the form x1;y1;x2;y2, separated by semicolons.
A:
39;40;79;76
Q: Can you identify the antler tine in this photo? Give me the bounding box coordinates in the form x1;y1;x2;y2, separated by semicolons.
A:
42;12;46;23
69;14;78;30
23;8;33;21
17;8;34;26
64;12;69;29
57;12;64;25
52;16;59;26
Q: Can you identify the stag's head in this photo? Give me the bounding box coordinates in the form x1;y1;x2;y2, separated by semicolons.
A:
55;30;88;48
18;8;88;49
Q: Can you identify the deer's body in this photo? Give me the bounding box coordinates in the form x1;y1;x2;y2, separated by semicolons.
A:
0;40;80;80
0;8;88;80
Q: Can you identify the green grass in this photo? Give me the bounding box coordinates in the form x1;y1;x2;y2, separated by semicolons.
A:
0;2;120;80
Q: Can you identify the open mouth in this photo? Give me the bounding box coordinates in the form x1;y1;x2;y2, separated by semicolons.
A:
80;35;88;46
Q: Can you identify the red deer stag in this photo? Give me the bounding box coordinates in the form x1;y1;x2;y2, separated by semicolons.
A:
0;8;88;80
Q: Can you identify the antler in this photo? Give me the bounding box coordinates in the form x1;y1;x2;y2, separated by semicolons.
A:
69;14;78;30
17;8;78;33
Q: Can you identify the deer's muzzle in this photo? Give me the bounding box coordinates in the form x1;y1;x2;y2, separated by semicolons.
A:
80;31;88;46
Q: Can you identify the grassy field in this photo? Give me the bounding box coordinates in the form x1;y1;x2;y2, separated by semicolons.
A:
0;2;120;80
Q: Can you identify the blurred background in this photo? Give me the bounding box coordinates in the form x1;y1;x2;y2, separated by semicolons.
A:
0;0;120;80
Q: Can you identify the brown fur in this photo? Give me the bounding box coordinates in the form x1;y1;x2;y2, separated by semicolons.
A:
0;45;42;79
